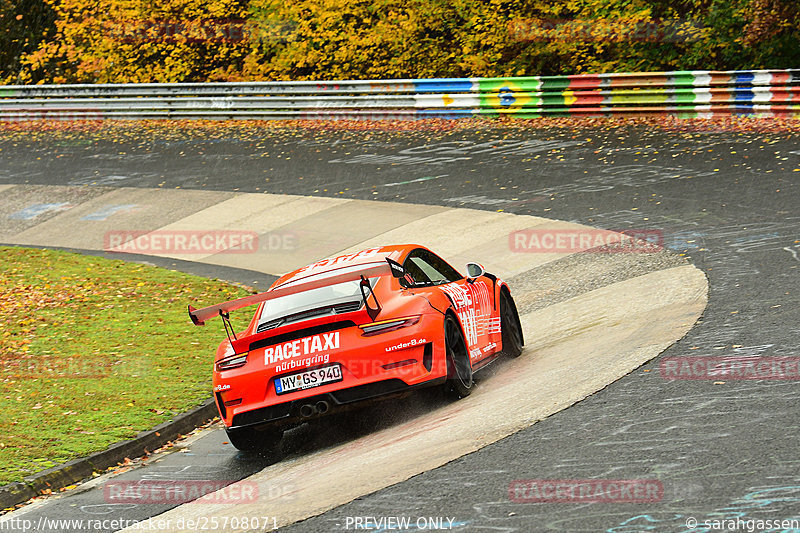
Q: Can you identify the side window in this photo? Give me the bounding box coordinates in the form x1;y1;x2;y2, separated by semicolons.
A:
403;257;432;285
403;249;463;286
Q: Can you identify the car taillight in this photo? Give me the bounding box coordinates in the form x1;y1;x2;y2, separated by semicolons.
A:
359;316;421;336
216;353;248;372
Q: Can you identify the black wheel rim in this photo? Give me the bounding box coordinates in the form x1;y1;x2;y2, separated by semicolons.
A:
447;319;471;386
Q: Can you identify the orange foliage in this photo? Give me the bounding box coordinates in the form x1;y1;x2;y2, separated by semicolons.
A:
9;0;800;83
16;0;253;83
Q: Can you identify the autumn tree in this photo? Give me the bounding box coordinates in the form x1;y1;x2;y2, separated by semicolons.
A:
241;0;799;80
0;0;55;83
14;0;254;83
242;0;493;80
8;0;800;83
741;0;800;67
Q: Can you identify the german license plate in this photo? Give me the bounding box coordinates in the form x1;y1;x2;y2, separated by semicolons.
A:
274;364;342;395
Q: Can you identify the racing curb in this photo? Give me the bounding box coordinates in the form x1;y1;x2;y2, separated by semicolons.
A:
0;398;217;510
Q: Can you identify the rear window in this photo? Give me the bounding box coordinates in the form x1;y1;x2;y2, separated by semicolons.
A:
259;278;377;327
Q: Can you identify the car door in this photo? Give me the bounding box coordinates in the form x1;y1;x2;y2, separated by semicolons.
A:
402;248;494;365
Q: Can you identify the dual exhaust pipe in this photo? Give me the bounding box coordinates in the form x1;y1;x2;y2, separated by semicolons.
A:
299;400;330;418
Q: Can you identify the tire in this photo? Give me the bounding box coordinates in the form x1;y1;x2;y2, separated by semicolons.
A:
225;424;283;452
500;291;524;358
444;313;473;398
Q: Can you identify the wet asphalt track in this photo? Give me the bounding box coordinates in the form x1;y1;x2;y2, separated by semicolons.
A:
1;123;799;532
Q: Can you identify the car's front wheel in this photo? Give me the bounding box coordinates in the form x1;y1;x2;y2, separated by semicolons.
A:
444;314;473;398
225;424;283;452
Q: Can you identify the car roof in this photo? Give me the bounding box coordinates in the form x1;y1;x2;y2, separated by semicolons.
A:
271;244;418;289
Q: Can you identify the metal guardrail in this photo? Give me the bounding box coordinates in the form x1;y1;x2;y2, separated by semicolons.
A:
1;69;799;121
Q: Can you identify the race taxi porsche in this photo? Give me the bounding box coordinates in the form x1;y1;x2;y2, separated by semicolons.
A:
188;244;524;451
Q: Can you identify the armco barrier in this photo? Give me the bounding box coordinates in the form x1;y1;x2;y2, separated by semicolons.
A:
1;69;799;121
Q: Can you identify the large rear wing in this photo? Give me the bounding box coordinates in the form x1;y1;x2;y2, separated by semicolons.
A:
188;261;395;326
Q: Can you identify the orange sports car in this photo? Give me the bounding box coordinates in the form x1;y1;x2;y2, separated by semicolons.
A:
188;244;524;451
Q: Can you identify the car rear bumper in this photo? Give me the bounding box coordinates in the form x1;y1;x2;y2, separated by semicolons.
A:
214;312;449;428
226;376;446;430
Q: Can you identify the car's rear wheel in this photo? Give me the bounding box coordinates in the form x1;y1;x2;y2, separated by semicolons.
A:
500;291;523;358
225;424;283;452
444;314;473;398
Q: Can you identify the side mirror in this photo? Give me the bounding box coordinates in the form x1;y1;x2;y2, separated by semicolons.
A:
360;277;381;320
465;262;485;282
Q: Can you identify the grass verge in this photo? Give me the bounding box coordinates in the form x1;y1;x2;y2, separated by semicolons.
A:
0;246;251;486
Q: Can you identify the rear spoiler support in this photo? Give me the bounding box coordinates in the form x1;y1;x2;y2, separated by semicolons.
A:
220;310;237;343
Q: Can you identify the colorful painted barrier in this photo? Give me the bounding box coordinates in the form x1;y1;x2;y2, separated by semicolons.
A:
1;69;798;121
